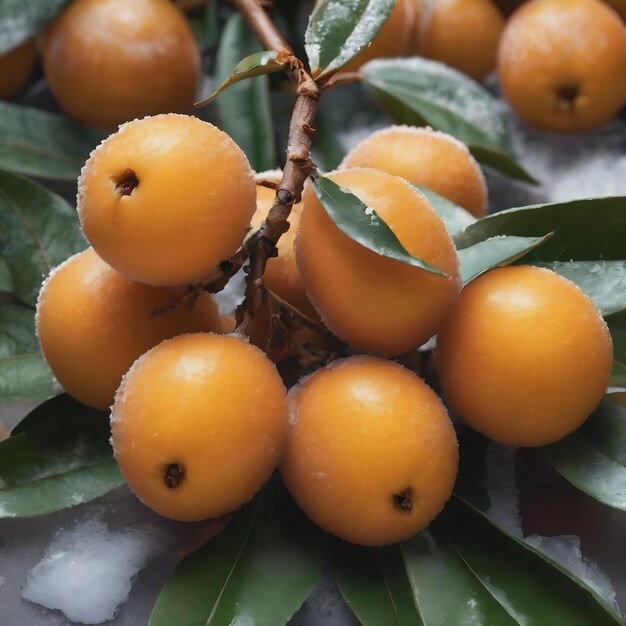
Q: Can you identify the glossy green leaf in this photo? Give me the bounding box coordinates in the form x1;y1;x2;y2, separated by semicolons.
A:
305;0;395;76
455;197;626;262
0;0;69;53
149;479;325;626
434;499;620;625
0;102;104;180
533;260;626;317
330;539;423;625
402;529;518;626
207;15;277;171
0;394;122;517
541;400;626;513
0;305;57;403
314;177;448;276
198;45;288;107
0;169;86;306
454;445;625;625
459;234;552;284
361;58;536;184
413;185;476;237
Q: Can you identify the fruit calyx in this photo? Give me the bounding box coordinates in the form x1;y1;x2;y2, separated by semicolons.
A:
114;169;139;196
164;463;184;489
394;488;413;512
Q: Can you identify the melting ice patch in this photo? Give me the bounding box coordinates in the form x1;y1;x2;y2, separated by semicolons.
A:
22;520;165;624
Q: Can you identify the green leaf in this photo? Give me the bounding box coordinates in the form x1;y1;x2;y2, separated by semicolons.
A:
313;177;448;276
0;0;69;53
198;48;288;107
0;102;104;180
541;400;626;514
0;394;123;517
305;0;395;77
187;0;220;53
453;444;625;625
207;15;277;171
459;234;553;284
533;261;626;317
455;197;626;262
433;498;621;625
0;169;87;306
0;305;57;403
149;478;325;626
402;529;519;625
361;58;536;184
413;185;476;238
330;539;423;625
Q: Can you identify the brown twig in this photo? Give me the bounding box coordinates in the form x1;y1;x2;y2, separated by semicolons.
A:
322;71;363;92
229;0;322;333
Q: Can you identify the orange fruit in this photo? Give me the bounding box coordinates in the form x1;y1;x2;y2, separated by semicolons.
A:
281;356;458;546
296;168;461;356
436;265;613;446
111;333;288;521
340;126;488;217
418;0;505;82
36;248;221;410
78;114;256;287
40;0;199;129
497;0;626;132
0;39;37;99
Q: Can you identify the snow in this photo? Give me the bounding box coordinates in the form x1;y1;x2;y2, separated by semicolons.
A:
484;443;621;613
213;268;246;316
21;519;167;624
509;117;626;203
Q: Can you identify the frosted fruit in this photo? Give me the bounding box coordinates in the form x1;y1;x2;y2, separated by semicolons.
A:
36;248;221;410
418;0;505;82
497;0;626;132
281;356;458;546
78;114;256;287
296;168;461;356
40;0;200;129
436;265;613;446
111;333;288;521
340;126;488;217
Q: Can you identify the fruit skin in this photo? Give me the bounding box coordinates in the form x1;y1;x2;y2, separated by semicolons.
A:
251;172;319;320
340;126;487;218
40;0;199;129
36;248;221;410
111;333;288;521
78;114;256;287
497;0;626;132
418;0;505;82
436;265;613;447
0;39;37;99
281;356;458;546
296;168;461;357
342;0;416;71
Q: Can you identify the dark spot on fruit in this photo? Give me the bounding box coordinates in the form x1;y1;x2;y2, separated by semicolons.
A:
394;488;413;512
114;169;139;196
164;463;184;489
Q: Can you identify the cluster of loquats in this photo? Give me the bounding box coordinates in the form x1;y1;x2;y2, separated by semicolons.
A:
35;108;613;547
